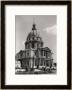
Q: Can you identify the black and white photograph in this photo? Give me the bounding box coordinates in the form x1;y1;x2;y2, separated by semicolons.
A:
15;15;57;74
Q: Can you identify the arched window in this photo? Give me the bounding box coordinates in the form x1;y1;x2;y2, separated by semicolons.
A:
32;43;34;48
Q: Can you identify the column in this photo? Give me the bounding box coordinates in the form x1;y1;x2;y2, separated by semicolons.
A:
29;59;30;69
40;58;41;68
33;58;35;68
35;43;37;49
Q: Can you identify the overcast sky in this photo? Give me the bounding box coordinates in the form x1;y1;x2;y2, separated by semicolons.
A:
15;15;57;62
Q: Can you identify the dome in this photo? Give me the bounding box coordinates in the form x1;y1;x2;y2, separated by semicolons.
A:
26;24;43;43
25;23;43;49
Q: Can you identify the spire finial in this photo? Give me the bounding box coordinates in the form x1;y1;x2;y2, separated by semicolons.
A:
32;17;36;30
33;17;35;25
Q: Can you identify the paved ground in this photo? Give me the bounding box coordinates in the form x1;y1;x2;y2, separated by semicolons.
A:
15;69;57;74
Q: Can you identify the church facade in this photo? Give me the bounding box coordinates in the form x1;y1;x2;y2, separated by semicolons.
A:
15;23;53;71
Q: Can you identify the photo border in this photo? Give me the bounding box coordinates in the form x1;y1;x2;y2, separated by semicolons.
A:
1;1;71;89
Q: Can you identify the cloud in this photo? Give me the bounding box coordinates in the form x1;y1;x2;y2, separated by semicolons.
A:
43;25;57;35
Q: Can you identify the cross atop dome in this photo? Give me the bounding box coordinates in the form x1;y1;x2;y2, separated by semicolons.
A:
32;17;36;30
